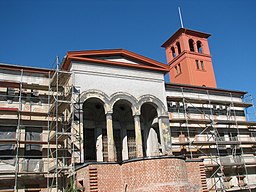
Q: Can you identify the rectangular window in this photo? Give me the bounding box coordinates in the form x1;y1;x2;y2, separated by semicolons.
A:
175;66;178;75
6;87;16;102
25;127;42;159
201;61;205;70
0;126;17;160
31;89;40;103
196;60;200;70
0;126;16;159
178;64;181;73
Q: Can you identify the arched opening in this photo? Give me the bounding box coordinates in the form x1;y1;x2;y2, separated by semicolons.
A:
197;41;203;53
113;100;135;161
83;98;107;162
189;39;195;52
176;42;181;54
140;103;161;157
171;47;176;58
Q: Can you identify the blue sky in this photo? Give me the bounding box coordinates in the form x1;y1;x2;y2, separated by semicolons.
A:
0;0;256;97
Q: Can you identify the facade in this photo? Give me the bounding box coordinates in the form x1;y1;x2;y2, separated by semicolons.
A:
0;28;255;192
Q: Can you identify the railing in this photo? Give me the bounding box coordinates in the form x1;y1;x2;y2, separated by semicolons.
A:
195;135;256;143
0;158;48;174
204;155;256;166
21;159;44;173
48;156;74;173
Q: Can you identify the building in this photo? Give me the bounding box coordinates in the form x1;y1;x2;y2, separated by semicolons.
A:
0;28;255;192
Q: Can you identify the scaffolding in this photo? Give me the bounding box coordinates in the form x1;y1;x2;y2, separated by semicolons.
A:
47;59;81;191
1;62;256;192
0;68;50;191
167;87;256;192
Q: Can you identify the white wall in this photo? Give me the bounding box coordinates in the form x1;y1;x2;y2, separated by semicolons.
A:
166;89;243;103
71;61;167;108
0;71;49;86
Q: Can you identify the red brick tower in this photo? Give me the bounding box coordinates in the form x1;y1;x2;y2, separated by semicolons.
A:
162;28;217;88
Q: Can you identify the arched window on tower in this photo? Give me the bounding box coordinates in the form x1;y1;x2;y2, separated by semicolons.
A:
171;47;176;58
189;39;195;52
176;42;181;54
197;41;203;53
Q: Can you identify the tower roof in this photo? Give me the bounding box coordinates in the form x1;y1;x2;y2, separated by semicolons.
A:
161;28;211;48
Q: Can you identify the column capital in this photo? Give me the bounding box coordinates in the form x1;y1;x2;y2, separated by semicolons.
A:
133;114;141;119
158;115;169;120
106;112;113;118
106;111;113;114
133;111;141;116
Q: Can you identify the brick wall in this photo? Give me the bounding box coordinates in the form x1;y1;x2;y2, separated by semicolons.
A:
76;157;205;192
186;160;208;192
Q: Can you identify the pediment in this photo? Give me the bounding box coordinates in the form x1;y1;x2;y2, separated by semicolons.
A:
91;55;140;65
62;49;169;72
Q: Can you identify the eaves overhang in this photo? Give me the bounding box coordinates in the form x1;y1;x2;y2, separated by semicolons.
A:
161;28;211;48
61;49;170;73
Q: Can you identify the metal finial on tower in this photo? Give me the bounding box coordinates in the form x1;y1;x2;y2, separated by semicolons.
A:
56;56;60;70
178;7;184;28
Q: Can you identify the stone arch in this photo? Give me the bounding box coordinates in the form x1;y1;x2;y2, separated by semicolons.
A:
138;95;170;156
109;92;139;116
79;89;110;113
138;95;168;117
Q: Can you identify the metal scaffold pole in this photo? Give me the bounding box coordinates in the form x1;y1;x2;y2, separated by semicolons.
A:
206;90;226;192
55;56;59;191
181;87;193;158
230;93;252;192
47;71;51;191
14;69;23;191
47;56;81;192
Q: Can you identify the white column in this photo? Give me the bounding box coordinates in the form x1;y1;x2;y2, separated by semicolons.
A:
121;124;128;160
149;126;159;156
134;115;143;158
95;126;103;162
106;113;115;161
144;123;150;157
158;116;172;155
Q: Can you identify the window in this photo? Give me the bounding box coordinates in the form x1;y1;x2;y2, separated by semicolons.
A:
171;47;176;58
176;42;181;54
20;89;28;103
197;41;203;53
31;89;40;103
195;60;205;71
6;87;16;102
178;63;182;73
26;128;41;142
201;61;205;70
175;66;178;75
174;64;182;75
189;39;194;52
196;60;200;70
25;127;42;158
0;126;16;159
